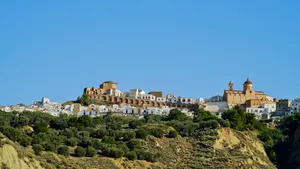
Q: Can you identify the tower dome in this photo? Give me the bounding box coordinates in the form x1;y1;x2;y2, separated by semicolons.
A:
244;77;252;84
243;78;253;91
244;77;252;85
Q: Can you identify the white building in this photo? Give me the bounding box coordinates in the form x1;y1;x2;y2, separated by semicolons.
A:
129;89;145;98
246;103;276;120
144;106;171;115
196;98;205;104
137;94;156;101
77;110;102;118
168;97;179;104
11;105;26;112
290;98;300;114
0;106;12;112
178;97;196;104
266;96;275;102
166;94;177;99
106;89;123;97
156;97;167;102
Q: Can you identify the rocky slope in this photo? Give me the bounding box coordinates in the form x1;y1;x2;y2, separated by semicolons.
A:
0;128;275;169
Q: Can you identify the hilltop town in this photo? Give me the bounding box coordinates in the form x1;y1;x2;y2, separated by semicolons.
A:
0;78;297;120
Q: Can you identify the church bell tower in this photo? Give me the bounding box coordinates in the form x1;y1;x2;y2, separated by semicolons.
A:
228;81;234;91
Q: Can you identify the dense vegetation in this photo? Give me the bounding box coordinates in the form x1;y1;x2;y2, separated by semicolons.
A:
0;105;290;167
263;112;300;169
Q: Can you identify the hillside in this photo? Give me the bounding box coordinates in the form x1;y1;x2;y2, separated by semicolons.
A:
0;128;275;169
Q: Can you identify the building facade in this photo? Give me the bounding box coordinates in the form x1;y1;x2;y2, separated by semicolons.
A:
223;78;276;108
290;99;300;114
276;99;290;111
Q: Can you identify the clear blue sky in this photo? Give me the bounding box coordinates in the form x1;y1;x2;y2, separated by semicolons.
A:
1;0;299;106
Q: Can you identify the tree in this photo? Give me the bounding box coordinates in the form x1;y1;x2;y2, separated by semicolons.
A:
66;138;78;147
57;146;70;156
78;93;90;106
74;147;86;157
135;150;160;162
221;106;246;131
125;151;137;160
50;113;69;130
103;147;124;158
199;120;220;129
43;142;56;152
78;136;92;148
167;130;178;138
116;142;129;154
105;116;122;130
127;139;145;150
91;139;102;149
92;128;108;139
150;128;164;138
86;146;97;157
32;144;43;155
144;114;162;123
19;135;32;147
123;131;136;141
102;136;115;144
129;120;143;129
193;109;218;122
135;128;149;139
167;109;189;121
34;121;48;133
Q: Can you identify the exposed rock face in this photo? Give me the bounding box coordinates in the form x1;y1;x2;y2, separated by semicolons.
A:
212;128;275;169
0;144;43;169
0;128;275;169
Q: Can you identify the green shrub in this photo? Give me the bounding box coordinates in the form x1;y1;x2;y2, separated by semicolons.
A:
34;122;48;133
86;146;97;157
135;150;160;162
66;138;77;147
91;139;102;149
167;130;178;138
78;136;92;148
102;136;115;144
150;128;164;138
19;135;32;147
116;142;129;154
76;131;90;138
167;109;189;121
32;144;43;155
127;139;145;150
199;120;220;129
129;120;143;129
57;146;70;156
136;128;148;139
43;142;56;152
92;128;108;139
74;147;86;157
217;119;231;128
125;151;137;160
102;147;124;158
123;131;136;141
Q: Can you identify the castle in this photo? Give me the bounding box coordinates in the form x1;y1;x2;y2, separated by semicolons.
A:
84;81;199;109
223;78;277;108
